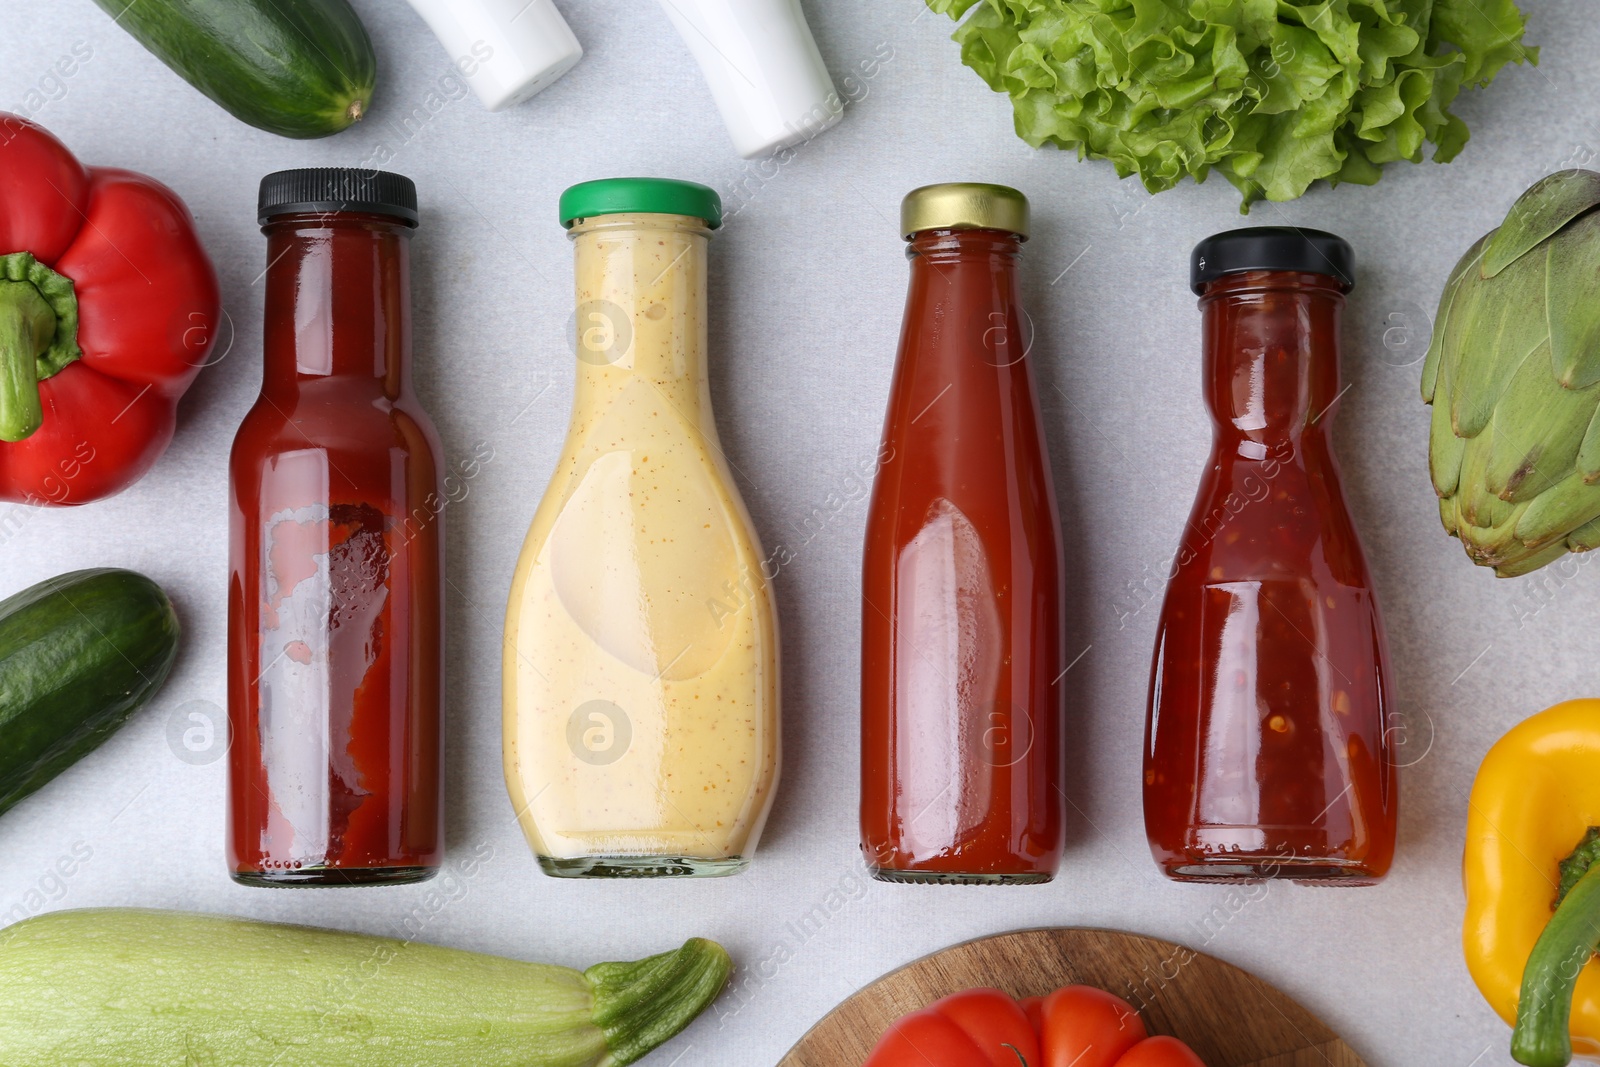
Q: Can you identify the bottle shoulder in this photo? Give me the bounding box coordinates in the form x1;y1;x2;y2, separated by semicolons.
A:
1169;442;1374;588
231;389;442;460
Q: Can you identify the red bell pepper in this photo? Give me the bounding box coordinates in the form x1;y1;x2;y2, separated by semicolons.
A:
865;983;1206;1067
0;113;219;504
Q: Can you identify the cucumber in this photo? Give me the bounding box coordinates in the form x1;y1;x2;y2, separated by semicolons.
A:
92;0;377;139
0;568;179;817
0;908;733;1066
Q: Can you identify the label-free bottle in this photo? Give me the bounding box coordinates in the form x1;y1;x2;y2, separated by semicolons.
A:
503;178;780;878
1144;227;1397;884
228;169;444;887
860;184;1066;884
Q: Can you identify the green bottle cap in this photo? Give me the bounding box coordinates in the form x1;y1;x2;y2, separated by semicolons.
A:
559;178;722;229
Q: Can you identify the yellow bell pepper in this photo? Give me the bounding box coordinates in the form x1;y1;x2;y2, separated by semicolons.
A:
1465;699;1600;1066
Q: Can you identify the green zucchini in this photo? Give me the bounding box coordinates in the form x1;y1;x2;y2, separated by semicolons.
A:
91;0;377;139
0;909;732;1066
0;568;179;816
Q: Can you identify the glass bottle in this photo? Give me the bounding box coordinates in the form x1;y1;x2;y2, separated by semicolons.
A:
228;169;444;887
1144;227;1397;885
503;178;780;878
860;183;1065;884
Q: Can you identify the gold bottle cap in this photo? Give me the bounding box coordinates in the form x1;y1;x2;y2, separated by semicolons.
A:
900;183;1029;240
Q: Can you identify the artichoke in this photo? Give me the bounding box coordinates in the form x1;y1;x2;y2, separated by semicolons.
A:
1424;169;1600;577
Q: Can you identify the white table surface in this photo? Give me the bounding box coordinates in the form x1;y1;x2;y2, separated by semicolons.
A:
1;1;1591;1064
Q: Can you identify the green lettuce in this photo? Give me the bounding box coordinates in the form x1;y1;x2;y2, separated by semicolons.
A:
928;0;1537;210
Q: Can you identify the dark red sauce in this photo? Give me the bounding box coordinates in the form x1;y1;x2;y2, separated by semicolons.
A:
1144;269;1397;884
227;207;443;886
860;226;1065;884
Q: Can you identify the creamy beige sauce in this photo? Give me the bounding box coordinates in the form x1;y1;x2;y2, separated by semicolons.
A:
503;213;780;873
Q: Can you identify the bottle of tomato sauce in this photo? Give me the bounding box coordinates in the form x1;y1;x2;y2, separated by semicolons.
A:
860;184;1065;884
1144;228;1397;884
227;169;444;886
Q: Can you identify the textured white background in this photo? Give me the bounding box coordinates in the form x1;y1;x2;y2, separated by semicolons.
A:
0;1;1592;1064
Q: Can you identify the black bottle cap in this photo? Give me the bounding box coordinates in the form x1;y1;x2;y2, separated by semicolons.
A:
258;168;419;227
1190;226;1353;294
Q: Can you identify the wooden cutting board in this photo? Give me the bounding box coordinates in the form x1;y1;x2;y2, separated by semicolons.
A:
778;928;1368;1067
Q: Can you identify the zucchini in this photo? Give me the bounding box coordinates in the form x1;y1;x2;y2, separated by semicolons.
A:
0;909;732;1066
0;568;178;817
91;0;377;139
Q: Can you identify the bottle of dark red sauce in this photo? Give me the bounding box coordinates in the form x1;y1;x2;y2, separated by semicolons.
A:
228;169;444;887
1144;227;1397;885
860;183;1065;885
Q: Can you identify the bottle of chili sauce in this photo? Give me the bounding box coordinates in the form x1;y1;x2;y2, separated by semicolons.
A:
1144;228;1397;884
860;184;1065;884
228;169;444;886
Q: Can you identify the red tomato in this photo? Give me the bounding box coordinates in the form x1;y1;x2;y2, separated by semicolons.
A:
1019;994;1045;1034
1113;1036;1207;1066
1037;985;1147;1067
863;988;1040;1067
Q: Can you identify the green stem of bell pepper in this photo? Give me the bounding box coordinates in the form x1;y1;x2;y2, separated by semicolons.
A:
1514;829;1600;1066
0;252;82;443
0;280;54;442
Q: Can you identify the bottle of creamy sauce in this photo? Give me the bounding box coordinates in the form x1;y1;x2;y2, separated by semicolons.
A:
503;178;780;878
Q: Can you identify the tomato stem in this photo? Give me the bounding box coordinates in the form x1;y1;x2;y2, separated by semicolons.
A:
1513;827;1600;1066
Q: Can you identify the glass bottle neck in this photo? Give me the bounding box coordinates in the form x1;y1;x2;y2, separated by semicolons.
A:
261;214;414;389
906;228;1023;271
568;213;711;415
902;228;1026;370
1199;271;1346;446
